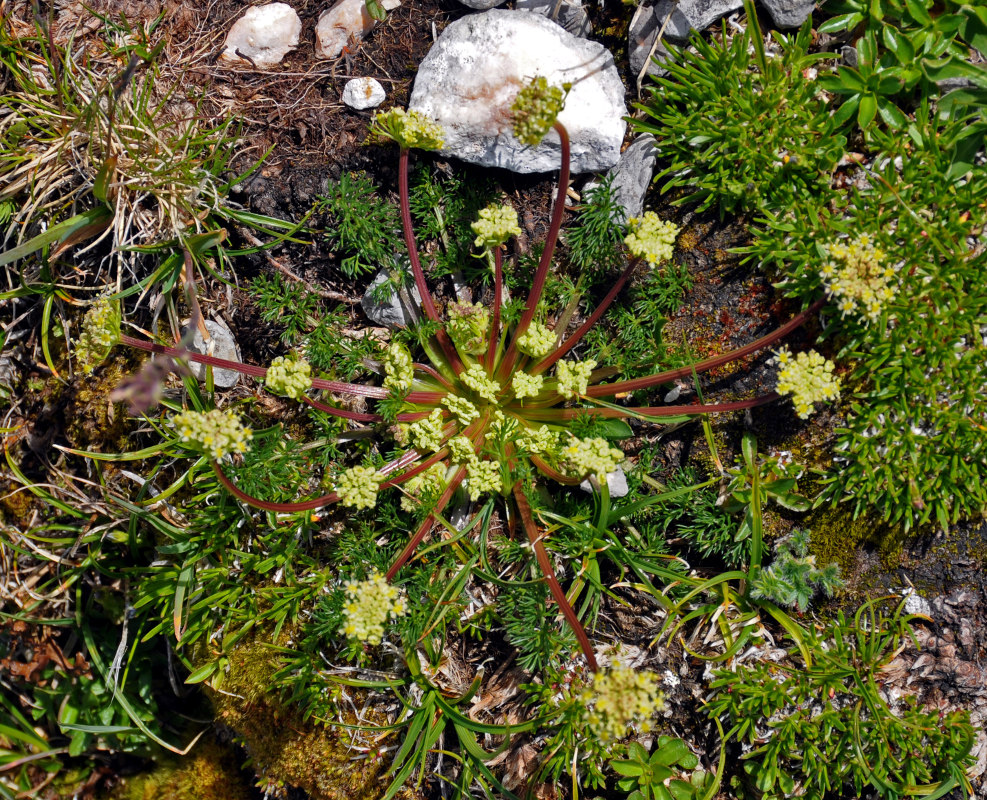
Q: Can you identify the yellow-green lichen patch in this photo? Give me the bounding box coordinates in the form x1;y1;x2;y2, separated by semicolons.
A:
207;636;422;800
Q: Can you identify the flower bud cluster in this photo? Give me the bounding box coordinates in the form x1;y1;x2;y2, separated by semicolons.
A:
383;342;414;395
446;302;490;356
512;371;544;400
264;356;312;400
400;463;447;512
172;409;253;460
519;425;559;455
447;436;477;465
561;435;623;480
341;571;406;645
371;108;444;151
466;458;502;501
75;298;120;374
471;204;522;249
581;662;666;742
444;394;480;426
624;213;680;268
335;465;382;510
556;359;597;399
461;365;502;403
408;408;445;452
516;320;556;358
512;77;566;146
774;347;841;419
820;234;895;321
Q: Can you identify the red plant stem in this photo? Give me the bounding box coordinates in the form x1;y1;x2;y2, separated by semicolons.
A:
530;454;581;485
496;122;571;383
514;485;598;672
213;461;340;512
523;393;780;421
398;148;463;375
385;466;467;581
486;247;504;372
584;298;826;398
414;362;455;392
532;257;641;375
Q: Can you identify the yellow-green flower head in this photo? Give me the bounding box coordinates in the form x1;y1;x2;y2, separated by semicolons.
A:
512;370;544;400
446;302;491;356
472;203;522;249
624;213;680;268
444;394;480;426
172;408;253;461
581;662;666;742
371;108;445;151
400;463;447;512
75;297;120;374
447;435;477;465
774;347;841;419
562;435;623;480
520;424;559;455
461;364;501;403
466;458;502;501
512;76;567;147
335;465;382;510
383;341;415;395
556;359;597;399
821;235;894;321
516;319;556;358
264;356;312;400
408;408;445;452
341;571;406;645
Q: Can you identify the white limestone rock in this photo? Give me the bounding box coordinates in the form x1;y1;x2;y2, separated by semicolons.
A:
342;77;386;109
580;467;630;498
186;319;241;388
316;0;401;60
409;10;626;174
516;0;591;38
632;0;744;43
221;3;301;69
362;270;423;330
457;0;508;8
582;133;657;224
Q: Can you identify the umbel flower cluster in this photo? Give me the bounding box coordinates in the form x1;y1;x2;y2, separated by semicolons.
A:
341;571;407;645
75;297;120;374
820;234;896;320
119;79;839;671
581;661;666;741
773;347;841;419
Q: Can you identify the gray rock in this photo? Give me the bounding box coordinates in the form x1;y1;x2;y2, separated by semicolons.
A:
589;134;657;225
517;0;591;38
187;319;241;388
634;0;744;43
902;589;932;618
409;10;626;174
342;77;386;109
361;270;423;330
759;0;815;28
457;0;507;8
628;4;677;79
580;467;630;498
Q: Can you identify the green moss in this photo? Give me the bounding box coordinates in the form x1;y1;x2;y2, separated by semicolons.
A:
101;741;254;800
207;635;422;800
64;356;138;452
805;503;907;577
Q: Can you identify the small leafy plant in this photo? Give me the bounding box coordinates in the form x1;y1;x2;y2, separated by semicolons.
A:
612;738;708;800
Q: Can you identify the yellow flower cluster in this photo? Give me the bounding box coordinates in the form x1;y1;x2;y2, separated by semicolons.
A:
582;662;666;742
408;408;445;452
335;465;382;510
172;409;253;460
371;108;444;151
400;463;447;512
517;320;556;358
519;425;559;455
341;571;406;645
383;342;414;394
446;302;490;356
820;234;895;320
444;394;480;426
774;348;841;419
512;76;567;146
512;370;544;400
561;435;623;480
461;364;502;403
264;356;312;400
466;458;502;501
556;359;597;399
471;204;522;249
447;435;477;465
624;213;680;268
75;297;120;374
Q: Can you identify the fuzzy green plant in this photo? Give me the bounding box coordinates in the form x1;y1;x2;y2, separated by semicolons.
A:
749;528;843;611
116;82;836;674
